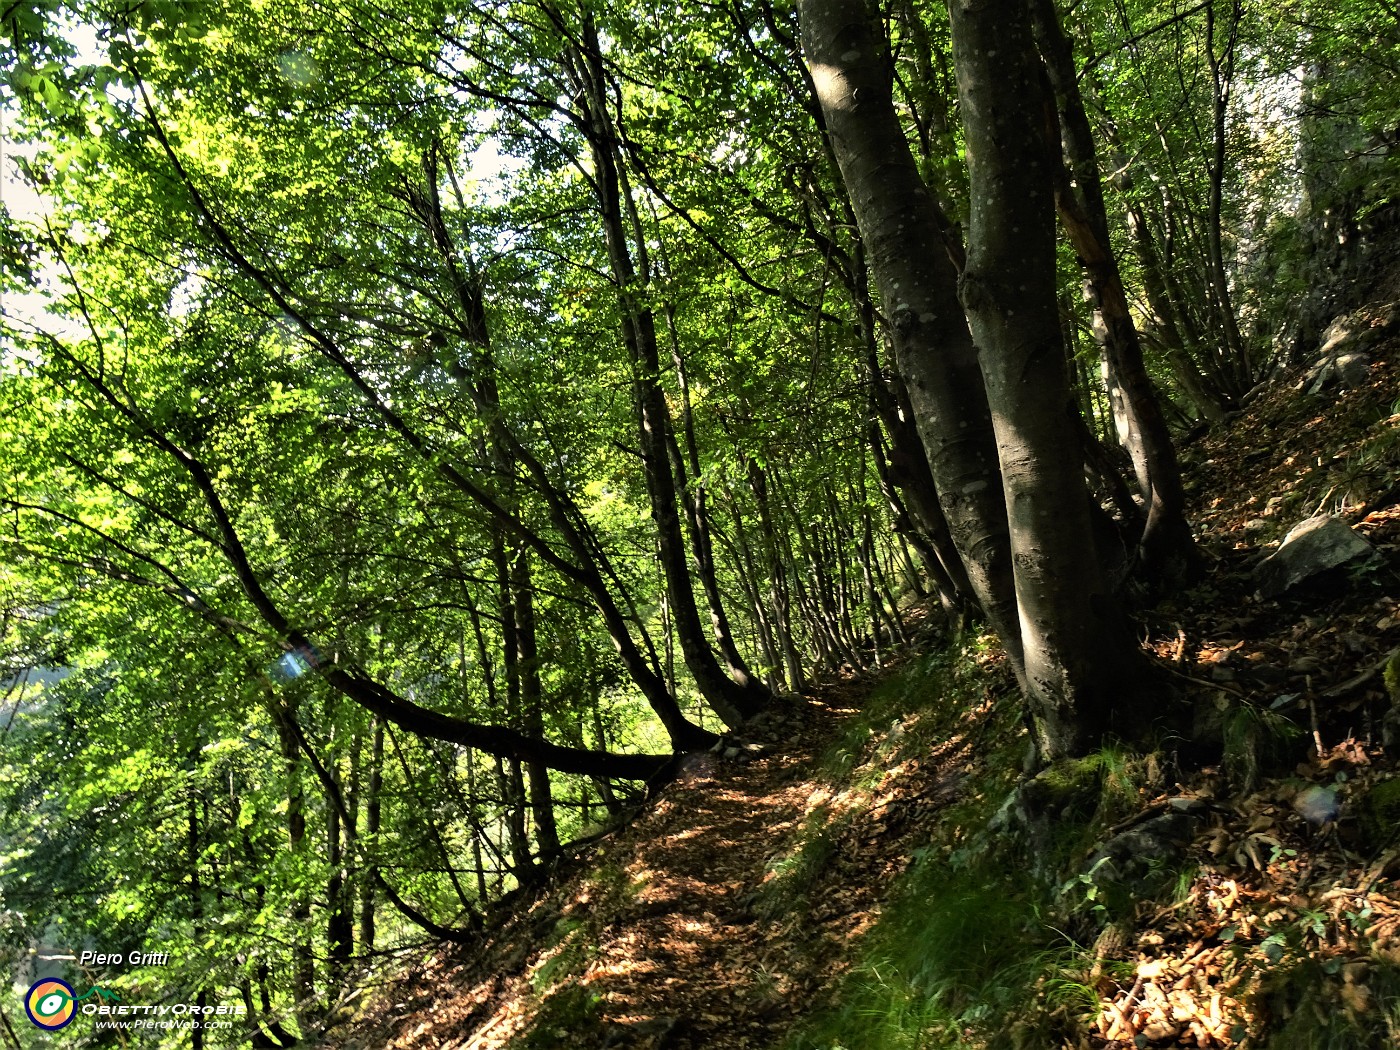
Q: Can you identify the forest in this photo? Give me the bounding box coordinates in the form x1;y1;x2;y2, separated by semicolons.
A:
2;0;1400;1045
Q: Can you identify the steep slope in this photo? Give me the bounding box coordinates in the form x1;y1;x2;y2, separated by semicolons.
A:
342;658;1001;1050
341;320;1400;1050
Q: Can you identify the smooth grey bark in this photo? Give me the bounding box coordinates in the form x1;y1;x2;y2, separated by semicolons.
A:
947;0;1144;759
797;0;1023;672
853;241;978;617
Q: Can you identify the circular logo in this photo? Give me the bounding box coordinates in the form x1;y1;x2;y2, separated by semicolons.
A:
25;978;77;1030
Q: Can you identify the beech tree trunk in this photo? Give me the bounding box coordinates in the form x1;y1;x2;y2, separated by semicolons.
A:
274;717;318;1033
513;552;560;858
797;0;1023;672
947;0;1144;759
324;716;354;982
358;718;383;952
660;295;769;696
566;18;769;728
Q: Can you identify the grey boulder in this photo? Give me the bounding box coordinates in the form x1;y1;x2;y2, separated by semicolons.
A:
1254;515;1373;597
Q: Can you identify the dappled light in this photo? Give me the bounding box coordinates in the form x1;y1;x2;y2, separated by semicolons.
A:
5;0;1400;1046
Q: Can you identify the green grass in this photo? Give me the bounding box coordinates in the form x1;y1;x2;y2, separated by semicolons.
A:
788;641;1092;1049
785;638;1189;1050
788;858;1088;1050
818;638;1014;779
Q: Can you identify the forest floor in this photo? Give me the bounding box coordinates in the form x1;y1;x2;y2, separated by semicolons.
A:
341;665;979;1050
344;319;1400;1049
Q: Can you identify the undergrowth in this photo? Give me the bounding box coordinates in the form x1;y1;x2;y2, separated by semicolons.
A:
784;633;1400;1049
504;860;648;1049
785;637;1191;1050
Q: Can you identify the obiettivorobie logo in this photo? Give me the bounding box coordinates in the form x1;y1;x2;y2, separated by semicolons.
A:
24;979;121;1030
21;977;244;1035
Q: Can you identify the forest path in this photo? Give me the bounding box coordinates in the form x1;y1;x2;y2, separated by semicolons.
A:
351;667;968;1050
563;694;843;1050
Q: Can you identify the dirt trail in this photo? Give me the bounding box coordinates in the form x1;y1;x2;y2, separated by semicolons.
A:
346;336;1400;1050
567;717;828;1050
349;674;955;1050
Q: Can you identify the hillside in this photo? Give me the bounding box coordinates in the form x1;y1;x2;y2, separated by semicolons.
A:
8;2;1400;1048
338;325;1400;1048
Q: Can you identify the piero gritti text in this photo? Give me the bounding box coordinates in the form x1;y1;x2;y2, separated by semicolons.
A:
79;950;171;967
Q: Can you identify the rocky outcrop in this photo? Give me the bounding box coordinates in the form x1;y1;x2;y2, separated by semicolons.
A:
1296;302;1396;394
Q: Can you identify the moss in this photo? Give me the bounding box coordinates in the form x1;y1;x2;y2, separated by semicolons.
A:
1358;777;1400;850
1017;754;1111;831
1035;755;1102;793
1384;650;1400;705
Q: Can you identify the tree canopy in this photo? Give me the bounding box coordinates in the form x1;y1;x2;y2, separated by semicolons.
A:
3;0;1398;1041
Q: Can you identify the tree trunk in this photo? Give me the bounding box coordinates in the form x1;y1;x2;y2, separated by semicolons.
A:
269;701;318;1034
358;718;383;953
324;719;354;982
1029;0;1200;588
187;757;206;1050
513;551;560;859
565;19;769;729
947;0;1145;759
797;0;1023;674
1204;0;1251;388
660;297;767;696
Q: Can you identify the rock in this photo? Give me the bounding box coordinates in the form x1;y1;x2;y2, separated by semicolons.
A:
1084;803;1210;899
1298;303;1397;393
1293;784;1341;824
722;746;741;760
1383;705;1400;750
1253;515;1373;597
1319;315;1370;356
1336;351;1371;388
1302;349;1371;394
990;758;1106;871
